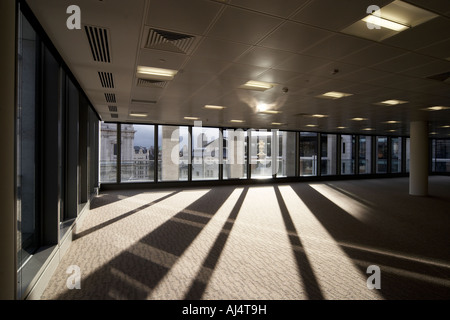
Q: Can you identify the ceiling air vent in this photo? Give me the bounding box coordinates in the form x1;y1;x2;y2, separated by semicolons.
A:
99;72;115;88
111;113;118;119
137;78;168;88
144;28;196;54
84;25;111;63
108;105;117;112
105;93;116;103
427;71;450;84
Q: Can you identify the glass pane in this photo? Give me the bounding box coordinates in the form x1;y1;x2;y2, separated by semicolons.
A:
391;137;402;173
433;139;450;172
250;130;274;179
321;134;337;176
223;129;247;179
406;138;410;173
158;126;189;181
341;135;355;175
121;124;155;182
376;136;388;173
277;131;297;177
192;127;220;180
17;13;39;298
100;122;118;182
300;132;318;176
359;136;372;174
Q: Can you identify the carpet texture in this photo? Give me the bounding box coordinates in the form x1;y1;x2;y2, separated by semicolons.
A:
40;177;450;300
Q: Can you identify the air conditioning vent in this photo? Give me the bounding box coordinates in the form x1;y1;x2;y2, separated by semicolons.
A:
427;71;450;83
111;113;118;119
85;25;111;63
105;93;116;103
144;28;196;54
137;78;168;88
99;72;115;88
108;105;117;112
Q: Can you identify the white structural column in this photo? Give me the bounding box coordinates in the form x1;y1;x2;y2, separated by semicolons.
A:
409;121;429;196
0;0;17;299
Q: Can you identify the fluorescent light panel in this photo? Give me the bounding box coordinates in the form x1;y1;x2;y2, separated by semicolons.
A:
129;112;148;117
379;99;408;105
240;80;274;91
424;106;450;111
204;105;226;110
230;119;245;123
362;15;409;31
137;66;178;80
184;116;200;120
318;91;353;99
351;117;368;121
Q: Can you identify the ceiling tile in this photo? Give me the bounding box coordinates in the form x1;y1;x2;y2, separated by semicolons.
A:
207;6;282;45
302;33;372;60
147;0;223;35
193;37;251;61
230;0;309;18
401;59;450;77
273;54;332;74
236;46;293;68
256;69;301;84
219;63;268;79
259;21;332;53
292;0;393;31
416;38;450;60
383;16;450;51
370;52;435;73
138;49;188;70
339;44;406;67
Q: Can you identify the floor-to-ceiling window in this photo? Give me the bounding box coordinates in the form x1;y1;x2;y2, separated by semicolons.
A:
17;12;39;298
376;136;388;174
300;132;318;176
359;136;372;174
341;135;355;175
192;126;220;180
121;124;155;182
100;122;118;183
158;125;189;181
406;137;411;173
321;134;337;176
432;139;450;173
391;137;402;173
250;129;274;178
223;129;247;179
277;131;297;177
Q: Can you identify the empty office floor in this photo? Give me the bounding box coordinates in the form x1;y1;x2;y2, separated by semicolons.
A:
41;177;450;300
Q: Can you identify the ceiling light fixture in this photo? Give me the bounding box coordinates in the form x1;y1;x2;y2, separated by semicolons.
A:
204;105;226;110
337;126;347;129
137;66;178;81
379;99;408;106
260;110;282;114
272;122;284;125
362;15;410;31
184;116;200;120
129;112;148;117
423;106;450;111
311;114;329;118
230;119;245;123
318;91;353;99
363;128;375;131
440;125;450;128
385;120;401;124
240;80;275;91
351;117;368;121
306;124;318;127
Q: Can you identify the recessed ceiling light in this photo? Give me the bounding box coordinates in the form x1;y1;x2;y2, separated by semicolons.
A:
306;124;318;127
204;105;226;110
362;15;409;31
230;119;245;123
311;114;329;118
384;120;401;124
387;129;397;132
337;126;347;129
363;128;375;131
429;132;438;135
260;110;282;114
440;125;450;128
318;91;353;99
423;106;450;111
184;116;200;120
272;122;284;125
240;80;275;91
351;117;368;121
379;100;408;106
137;66;178;81
129;112;148;117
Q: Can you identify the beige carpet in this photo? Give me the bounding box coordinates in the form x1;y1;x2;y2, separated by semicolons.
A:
41;177;450;300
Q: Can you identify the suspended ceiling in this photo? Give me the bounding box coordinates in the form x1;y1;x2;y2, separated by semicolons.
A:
26;0;450;137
